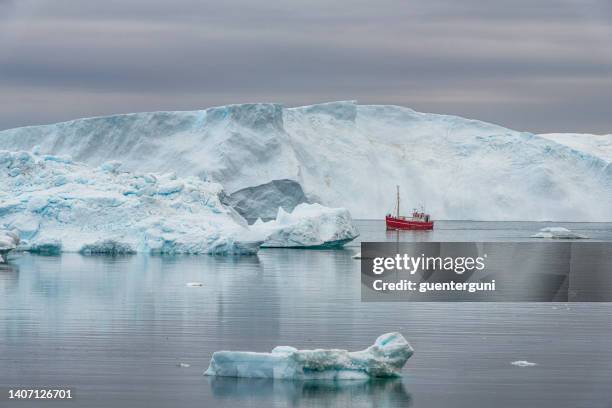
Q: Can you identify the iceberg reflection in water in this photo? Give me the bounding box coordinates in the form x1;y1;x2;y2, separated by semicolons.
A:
208;376;412;408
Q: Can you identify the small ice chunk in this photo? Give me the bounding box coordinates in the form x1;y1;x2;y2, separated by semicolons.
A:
100;160;122;174
27;196;49;212
352;251;362;259
158;181;184;195
511;360;538;367
8;168;21;177
54;175;68;186
204;332;413;379
531;227;588;239
186;282;204;287
177;363;191;368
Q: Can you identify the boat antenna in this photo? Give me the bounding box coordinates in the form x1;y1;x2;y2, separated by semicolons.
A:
396;185;400;218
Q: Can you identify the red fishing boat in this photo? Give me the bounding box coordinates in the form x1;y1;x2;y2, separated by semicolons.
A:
385;186;434;230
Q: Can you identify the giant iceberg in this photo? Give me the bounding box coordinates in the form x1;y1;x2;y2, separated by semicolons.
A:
0;150;261;254
1;101;610;221
204;332;413;380
253;203;359;248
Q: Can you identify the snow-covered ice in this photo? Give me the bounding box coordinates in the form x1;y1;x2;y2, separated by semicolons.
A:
0;150;262;254
1;101;610;221
539;133;612;163
531;227;588;239
0;229;20;262
254;203;359;248
511;360;538;367
0;150;360;253
204;332;413;380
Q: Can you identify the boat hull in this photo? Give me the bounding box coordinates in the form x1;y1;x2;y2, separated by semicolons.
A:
385;216;434;231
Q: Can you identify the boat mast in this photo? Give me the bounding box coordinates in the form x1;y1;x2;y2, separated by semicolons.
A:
396;185;400;218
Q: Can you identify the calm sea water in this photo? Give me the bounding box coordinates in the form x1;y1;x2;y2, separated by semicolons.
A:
1;221;611;408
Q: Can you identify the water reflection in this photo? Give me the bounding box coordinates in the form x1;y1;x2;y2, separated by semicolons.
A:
1;220;611;408
208;377;412;408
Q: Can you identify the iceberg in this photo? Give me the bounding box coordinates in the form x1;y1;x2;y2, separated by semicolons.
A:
1;102;611;221
0;150;261;254
204;332;413;380
531;227;588;239
0;230;19;262
254;203;359;248
0;150;353;253
511;360;538;367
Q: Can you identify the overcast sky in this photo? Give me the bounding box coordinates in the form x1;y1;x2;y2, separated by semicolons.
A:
0;0;611;133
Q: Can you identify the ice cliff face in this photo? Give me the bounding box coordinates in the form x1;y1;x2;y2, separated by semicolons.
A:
223;179;310;221
1;101;610;221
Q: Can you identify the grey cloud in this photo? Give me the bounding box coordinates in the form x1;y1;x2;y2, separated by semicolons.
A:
0;0;611;133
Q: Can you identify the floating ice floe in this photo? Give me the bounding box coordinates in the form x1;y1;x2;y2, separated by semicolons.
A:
531;227;588;239
204;332;413;380
511;360;538;367
0;150;261;255
0;230;20;262
254;203;359;248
